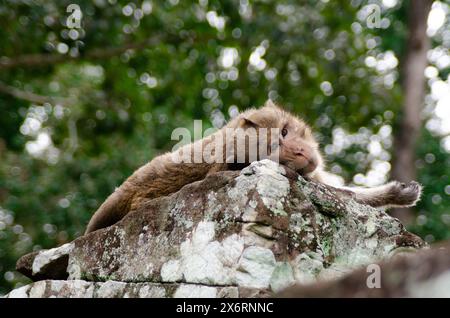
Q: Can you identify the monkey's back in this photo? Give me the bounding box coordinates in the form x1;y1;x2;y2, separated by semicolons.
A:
85;145;217;234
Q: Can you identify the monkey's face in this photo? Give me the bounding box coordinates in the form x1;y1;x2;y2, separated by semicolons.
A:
277;121;320;175
239;102;321;175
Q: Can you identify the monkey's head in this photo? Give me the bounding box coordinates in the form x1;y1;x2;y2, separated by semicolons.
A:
238;100;322;175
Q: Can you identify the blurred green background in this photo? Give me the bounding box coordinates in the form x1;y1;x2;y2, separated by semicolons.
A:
0;0;449;295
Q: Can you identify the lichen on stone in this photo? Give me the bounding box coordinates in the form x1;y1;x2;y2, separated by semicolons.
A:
32;243;73;275
10;160;426;298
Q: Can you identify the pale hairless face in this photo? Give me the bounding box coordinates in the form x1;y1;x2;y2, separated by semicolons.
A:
277;116;320;174
239;104;321;175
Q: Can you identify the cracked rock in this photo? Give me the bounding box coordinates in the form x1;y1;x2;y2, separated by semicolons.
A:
10;160;425;298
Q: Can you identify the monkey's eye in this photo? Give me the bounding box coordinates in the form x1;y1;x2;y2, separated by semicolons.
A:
281;127;288;137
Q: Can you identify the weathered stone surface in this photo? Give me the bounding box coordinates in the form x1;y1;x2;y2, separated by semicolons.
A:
16;243;72;281
278;243;450;298
10;160;425;298
5;280;270;298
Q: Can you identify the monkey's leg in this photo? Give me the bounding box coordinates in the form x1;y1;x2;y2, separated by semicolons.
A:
340;181;422;209
85;188;131;234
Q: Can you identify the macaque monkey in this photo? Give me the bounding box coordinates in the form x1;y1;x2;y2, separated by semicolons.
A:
85;101;422;234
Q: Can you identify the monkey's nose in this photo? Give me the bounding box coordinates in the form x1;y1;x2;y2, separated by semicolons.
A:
294;148;306;157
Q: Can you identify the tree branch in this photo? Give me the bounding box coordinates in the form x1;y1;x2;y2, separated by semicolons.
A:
0;81;73;105
0;35;163;70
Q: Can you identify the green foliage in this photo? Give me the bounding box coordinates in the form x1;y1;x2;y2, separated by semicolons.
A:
410;128;450;241
0;0;449;294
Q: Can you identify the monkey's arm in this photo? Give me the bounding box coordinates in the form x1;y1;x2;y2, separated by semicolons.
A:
311;170;422;209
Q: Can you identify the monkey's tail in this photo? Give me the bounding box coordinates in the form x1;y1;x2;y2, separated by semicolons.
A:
85;188;131;234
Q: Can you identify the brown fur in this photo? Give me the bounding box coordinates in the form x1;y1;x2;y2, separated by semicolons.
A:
85;101;422;233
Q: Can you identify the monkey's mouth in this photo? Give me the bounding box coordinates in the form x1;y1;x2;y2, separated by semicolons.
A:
292;161;318;175
281;161;315;175
299;162;317;174
299;154;318;174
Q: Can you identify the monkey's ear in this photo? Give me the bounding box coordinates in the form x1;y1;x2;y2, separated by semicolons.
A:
264;99;277;108
239;117;258;128
239;112;266;128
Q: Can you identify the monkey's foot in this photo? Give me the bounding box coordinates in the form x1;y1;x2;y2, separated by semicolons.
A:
388;181;422;207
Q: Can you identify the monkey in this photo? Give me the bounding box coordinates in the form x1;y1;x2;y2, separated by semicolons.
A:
85;100;422;234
